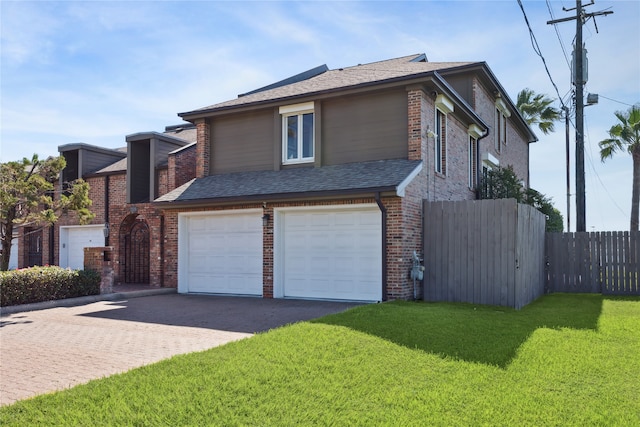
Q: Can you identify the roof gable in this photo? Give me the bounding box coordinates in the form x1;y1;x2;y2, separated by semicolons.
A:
179;54;477;118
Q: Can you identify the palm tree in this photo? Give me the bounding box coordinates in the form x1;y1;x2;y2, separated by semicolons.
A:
598;104;640;231
516;88;561;135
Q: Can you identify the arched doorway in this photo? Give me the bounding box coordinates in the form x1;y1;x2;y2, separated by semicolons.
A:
119;214;150;283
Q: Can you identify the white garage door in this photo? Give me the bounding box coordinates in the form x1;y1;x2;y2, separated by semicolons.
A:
8;238;18;270
279;207;382;301
179;211;263;295
60;226;105;270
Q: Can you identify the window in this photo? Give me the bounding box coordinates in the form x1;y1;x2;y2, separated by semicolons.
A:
494;97;510;151
495;108;502;152
435;109;447;174
280;102;314;164
468;135;478;189
434;94;453;175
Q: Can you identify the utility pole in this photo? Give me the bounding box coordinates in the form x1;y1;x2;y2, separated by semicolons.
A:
548;1;612;232
564;106;571;233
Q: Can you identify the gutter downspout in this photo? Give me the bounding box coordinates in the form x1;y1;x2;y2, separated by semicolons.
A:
104;175;110;247
49;225;54;266
476;129;491;199
374;192;387;301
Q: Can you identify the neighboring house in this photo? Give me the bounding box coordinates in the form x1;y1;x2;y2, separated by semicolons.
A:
11;124;197;286
154;53;536;301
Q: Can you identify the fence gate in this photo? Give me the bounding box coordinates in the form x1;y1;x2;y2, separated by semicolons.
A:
25;227;42;267
546;231;639;295
119;215;150;284
423;199;546;309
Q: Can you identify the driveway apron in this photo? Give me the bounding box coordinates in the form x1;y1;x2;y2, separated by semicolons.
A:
0;294;360;406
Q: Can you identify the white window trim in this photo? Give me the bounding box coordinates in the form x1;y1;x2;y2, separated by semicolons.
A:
468;135;478;190
435;108;447;175
280;102;314;165
495;97;510;151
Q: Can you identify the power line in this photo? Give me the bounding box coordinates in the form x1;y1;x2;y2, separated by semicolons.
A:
546;0;572;70
547;1;614;232
516;0;568;111
597;94;636;107
583;118;628;217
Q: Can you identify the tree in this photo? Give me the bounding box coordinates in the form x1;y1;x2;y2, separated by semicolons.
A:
516;88;561;135
0;154;94;271
524;188;564;233
480;165;563;232
598;104;640;231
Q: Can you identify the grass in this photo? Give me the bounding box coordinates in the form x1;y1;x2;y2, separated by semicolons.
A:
1;294;639;426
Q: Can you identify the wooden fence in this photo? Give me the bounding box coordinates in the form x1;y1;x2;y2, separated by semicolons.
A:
546;231;640;295
423;199;546;309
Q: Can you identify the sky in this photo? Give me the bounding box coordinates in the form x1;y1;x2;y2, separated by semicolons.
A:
1;0;638;232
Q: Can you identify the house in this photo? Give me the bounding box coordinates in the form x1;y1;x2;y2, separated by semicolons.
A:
12;53;535;302
11;124;197;287
154;53;536;301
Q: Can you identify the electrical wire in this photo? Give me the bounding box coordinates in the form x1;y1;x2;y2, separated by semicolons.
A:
546;0;572;70
516;0;568;112
583;117;628;218
597;94;636;107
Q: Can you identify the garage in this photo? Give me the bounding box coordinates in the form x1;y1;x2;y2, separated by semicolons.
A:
59;225;105;270
178;210;263;295
276;205;382;301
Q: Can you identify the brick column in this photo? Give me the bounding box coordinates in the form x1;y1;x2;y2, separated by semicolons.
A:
407;88;426;161
167;153;177;190
195;118;210;178
84;246;114;294
262;206;274;298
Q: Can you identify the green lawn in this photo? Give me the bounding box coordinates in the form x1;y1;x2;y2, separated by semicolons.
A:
1;294;639;426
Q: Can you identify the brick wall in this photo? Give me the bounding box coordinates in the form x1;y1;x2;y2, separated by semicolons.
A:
157;168;168;199
167;144;197;192
472;77;530;185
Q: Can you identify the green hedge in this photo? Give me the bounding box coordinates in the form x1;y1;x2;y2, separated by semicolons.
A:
0;266;101;307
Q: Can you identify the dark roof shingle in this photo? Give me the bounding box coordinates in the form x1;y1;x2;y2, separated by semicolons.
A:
180;54;476;116
155;159;422;205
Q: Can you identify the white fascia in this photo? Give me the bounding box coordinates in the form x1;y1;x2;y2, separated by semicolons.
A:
495;97;511;117
435;94;454;114
396;162;423;197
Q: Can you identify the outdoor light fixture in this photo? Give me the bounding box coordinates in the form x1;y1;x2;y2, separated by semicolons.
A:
262;213;270;227
103;223;110;238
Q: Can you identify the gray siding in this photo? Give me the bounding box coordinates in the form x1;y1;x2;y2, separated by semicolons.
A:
211;110;274;174
81;151;123;175
130;141;150;203
155;140;186;167
443;75;474;107
321;90;408;165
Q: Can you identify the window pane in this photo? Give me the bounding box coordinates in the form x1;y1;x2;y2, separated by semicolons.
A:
302;113;313;158
287;115;298;159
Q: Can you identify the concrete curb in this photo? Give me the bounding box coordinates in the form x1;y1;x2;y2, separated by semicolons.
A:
0;288;177;316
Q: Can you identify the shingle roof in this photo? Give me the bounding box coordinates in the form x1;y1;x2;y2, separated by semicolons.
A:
155;159;422;205
180;54;476;116
95;157;127;174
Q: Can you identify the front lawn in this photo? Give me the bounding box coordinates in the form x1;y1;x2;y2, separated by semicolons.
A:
1;294;638;426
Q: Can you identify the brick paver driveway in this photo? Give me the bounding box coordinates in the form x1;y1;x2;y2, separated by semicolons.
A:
0;294;359;406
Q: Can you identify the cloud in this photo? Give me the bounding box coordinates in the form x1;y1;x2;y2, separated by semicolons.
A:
0;2;62;66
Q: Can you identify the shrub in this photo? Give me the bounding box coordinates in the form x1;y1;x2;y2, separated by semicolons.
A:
0;266;100;307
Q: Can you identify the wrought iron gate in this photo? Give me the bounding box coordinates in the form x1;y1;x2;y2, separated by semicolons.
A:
25;227;42;267
123;220;150;283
